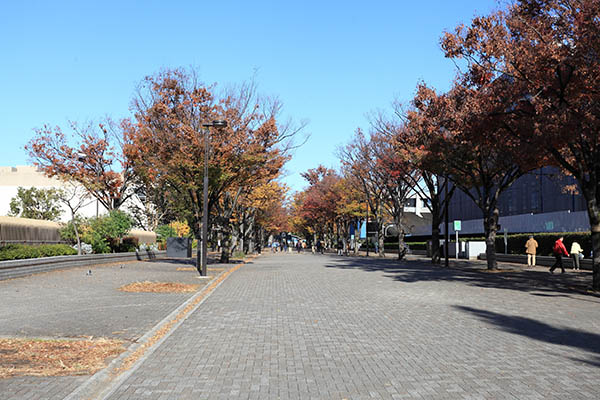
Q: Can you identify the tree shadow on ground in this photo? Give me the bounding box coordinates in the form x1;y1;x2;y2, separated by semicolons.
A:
150;257;245;266
454;305;600;367
323;256;600;302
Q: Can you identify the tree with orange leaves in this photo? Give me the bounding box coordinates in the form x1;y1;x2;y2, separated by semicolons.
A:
297;166;341;248
339;130;388;257
441;0;600;287
125;68;295;266
414;78;540;270
371;94;456;263
333;174;366;255
230;180;289;254
26;120;138;213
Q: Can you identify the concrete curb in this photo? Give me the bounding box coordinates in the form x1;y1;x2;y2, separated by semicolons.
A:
64;255;258;400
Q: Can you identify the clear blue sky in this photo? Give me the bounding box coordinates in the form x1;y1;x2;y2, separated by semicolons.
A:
0;0;498;193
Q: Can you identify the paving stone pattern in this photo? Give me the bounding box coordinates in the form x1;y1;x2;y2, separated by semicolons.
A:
0;260;210;341
0;259;218;400
105;253;600;399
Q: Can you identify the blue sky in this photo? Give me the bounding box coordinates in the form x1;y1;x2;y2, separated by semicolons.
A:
0;0;498;192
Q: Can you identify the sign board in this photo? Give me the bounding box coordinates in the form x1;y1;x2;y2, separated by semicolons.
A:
453;220;462;231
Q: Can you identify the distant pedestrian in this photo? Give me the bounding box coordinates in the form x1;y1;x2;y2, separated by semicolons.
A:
570;241;583;271
337;240;343;255
296;241;302;253
525;235;538;267
316;240;323;254
550;236;569;274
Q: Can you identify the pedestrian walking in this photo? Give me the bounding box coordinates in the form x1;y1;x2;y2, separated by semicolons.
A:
296;241;302;253
570;241;583;271
550;236;569;274
336;240;343;255
525;235;538;267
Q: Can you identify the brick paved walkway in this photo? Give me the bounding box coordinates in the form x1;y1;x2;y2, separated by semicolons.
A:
0;259;226;400
99;253;600;399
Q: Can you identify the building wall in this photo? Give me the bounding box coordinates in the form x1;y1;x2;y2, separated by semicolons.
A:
0;166;108;221
445;167;589;234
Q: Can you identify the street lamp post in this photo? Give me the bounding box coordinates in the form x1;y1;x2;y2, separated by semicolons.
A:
199;120;227;276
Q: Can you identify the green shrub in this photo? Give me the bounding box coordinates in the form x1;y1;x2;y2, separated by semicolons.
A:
0;244;77;261
59;216;90;244
406;242;427;251
82;210;133;253
156;224;177;243
378;242;426;251
119;236;139;253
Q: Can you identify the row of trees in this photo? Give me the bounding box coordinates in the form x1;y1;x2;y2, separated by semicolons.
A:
25;68;296;267
292;0;600;290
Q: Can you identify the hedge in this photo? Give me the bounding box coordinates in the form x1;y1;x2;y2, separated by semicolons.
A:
0;244;77;261
494;232;591;257
359;242;427;251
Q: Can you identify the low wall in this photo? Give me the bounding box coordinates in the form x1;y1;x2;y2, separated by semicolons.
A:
0;250;167;281
478;253;593;270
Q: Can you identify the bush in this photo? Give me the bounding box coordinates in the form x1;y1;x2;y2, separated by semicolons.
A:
0;244;77;261
59;217;90;244
156;224;177;243
119;236;139;253
83;210;133;253
406;242;427;251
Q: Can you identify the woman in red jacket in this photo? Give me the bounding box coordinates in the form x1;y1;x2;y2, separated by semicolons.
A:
550;236;569;274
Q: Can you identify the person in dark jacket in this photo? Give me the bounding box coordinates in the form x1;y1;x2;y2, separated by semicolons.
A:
550;236;569;274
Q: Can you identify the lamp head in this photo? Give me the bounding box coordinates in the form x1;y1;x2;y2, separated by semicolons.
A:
202;120;227;128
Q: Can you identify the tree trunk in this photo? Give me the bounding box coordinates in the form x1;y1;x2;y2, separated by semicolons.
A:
239;211;245;254
397;228;406;260
74;223;81;255
584;194;600;290
196;232;202;272
220;222;231;263
430;203;441;263
247;216;255;254
591;228;600;291
394;210;406;260
377;215;385;258
483;207;499;270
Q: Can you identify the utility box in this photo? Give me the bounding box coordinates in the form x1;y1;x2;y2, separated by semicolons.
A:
166;237;192;258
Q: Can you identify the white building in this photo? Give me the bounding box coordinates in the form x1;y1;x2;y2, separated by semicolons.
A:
0;165;108;222
403;194;431;217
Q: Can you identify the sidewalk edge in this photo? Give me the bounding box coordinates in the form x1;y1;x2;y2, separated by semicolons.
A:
64;255;257;400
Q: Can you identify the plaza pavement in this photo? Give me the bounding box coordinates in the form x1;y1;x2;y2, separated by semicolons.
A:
2;252;600;399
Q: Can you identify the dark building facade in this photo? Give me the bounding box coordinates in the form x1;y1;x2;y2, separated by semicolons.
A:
445;167;588;234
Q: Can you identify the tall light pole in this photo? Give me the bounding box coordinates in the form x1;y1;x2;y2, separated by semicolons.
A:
200;120;227;276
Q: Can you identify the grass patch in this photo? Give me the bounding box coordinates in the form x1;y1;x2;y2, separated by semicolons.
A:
0;337;124;378
118;281;200;293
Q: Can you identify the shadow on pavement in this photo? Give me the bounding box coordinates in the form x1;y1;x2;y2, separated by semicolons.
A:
454;305;600;367
322;256;600;302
